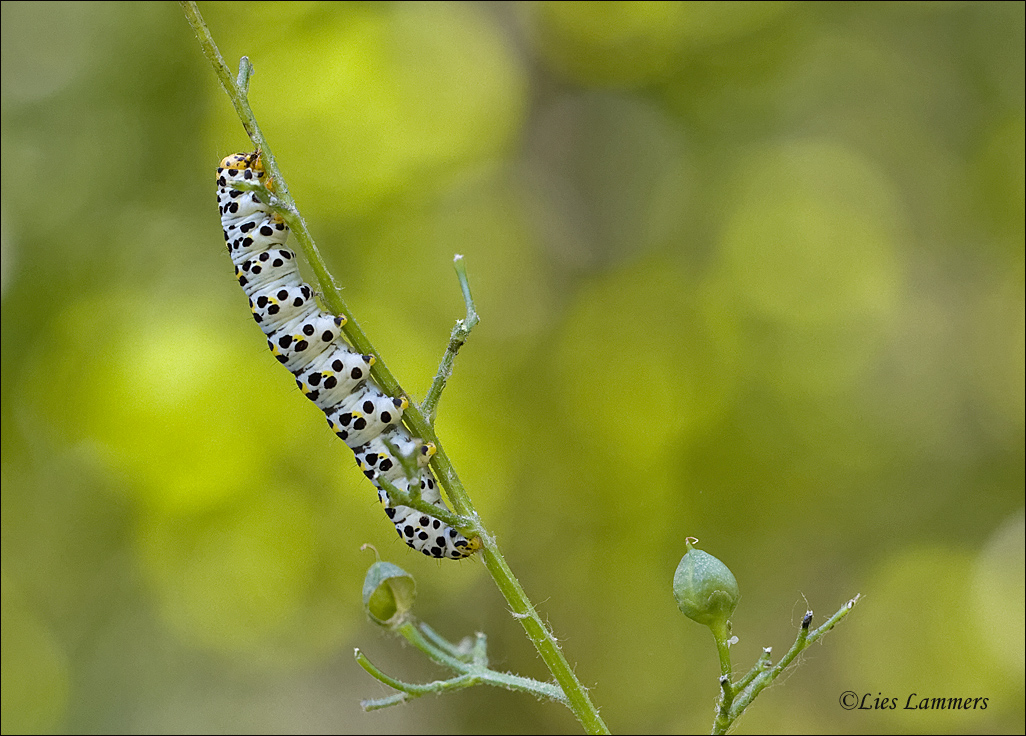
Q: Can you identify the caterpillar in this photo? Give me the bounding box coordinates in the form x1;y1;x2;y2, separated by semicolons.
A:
216;151;480;560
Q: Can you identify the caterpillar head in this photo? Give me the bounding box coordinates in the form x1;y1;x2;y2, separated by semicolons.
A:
217;151;274;191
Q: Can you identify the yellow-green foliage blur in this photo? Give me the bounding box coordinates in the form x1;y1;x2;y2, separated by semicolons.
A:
2;2;1023;734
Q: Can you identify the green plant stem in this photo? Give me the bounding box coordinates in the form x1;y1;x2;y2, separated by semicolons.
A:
401;622;567;702
399;621;476;671
417;622;478;664
360;692;410;711
713;595;861;733
422;255;480;423
182;4;608;732
711;627;734;734
356;623;567;709
355;647;476;704
733;647;772;691
477;544;608;733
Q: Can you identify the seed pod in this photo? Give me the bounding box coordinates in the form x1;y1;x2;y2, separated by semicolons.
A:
673;540;740;637
363;561;416;627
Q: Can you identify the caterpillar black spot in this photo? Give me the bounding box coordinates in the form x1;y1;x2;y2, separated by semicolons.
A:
217;151;480;560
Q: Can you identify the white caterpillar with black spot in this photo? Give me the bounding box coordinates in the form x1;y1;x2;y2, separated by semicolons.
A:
217;152;480;560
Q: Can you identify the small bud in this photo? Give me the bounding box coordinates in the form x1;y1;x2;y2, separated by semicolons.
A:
362;561;416;627
673;539;740;637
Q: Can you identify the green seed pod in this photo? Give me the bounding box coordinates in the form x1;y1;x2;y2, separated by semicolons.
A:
673;540;740;636
363;561;416;627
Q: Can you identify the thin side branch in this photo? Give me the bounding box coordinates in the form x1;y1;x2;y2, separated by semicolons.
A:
356;622;567;711
733;647;772;691
422;255;481;422
356;647;477;710
714;595;861;733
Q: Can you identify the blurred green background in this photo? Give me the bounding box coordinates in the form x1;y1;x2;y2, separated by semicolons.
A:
2;1;1023;733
